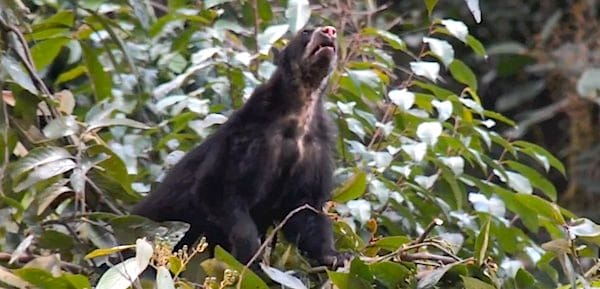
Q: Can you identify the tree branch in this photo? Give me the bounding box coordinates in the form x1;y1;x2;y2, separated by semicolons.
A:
0;252;89;274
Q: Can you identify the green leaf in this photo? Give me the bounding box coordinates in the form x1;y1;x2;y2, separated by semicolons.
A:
35;10;75;28
412;81;454;98
442;171;464;208
348;69;382;88
28;27;70;41
482;110;516;127
576;68;600;97
55;65;86;84
440;19;468;42
110;215;189;246
85;245;136;259
449;59;477;89
38;230;74;251
410;61;440;82
465;0;482;23
214;246;269;289
505;160;557;201
285;0;310;33
95;239;153;289
474;215;491;265
568;218;600;237
327;271;372;289
369;261;410;288
513;140;566;176
423;37;454;67
489;132;516;156
466;35;487;58
333;221;365;250
417;264;455;289
14;159;76;191
0;195;25;211
81;42;112;100
257;24;290;54
503;171;533;194
36;179;72;215
30;37;70;70
61;272;92;289
260;264;307;289
43;115;80;139
14;268;71;289
489;182;540;231
86;118;151;132
86;144;136;200
515;268;536;288
0;267;30;288
14;268;89;289
372;236;411;251
514;194;565;225
168;256;184;275
350;258;373;281
424;0;438;16
361;28;406;51
9;146;72;179
156;266;176;289
1;55;39;94
64;274;92;289
332;170;367;202
461;276;495;289
541;239;569;254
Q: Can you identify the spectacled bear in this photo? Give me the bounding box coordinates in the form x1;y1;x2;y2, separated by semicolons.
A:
133;26;351;268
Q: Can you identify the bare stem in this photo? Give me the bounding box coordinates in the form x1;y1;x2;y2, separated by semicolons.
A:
238;204;320;286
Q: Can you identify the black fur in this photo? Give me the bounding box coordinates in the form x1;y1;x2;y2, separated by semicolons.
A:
133;26;350;268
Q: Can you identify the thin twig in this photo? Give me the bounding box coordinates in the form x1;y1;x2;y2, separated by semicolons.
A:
306;265;328;273
238;204;320;285
85;177;125;215
569;238;584;276
0;17;53;98
149;0;168;13
584;260;600;278
367;239;461;264
413;218;443;244
252;0;260;54
1;93;9;177
40;213;97;226
41;219;98;267
0;252;89;274
0;17;82;146
404;240;461;261
398;252;457;265
244;204;319;268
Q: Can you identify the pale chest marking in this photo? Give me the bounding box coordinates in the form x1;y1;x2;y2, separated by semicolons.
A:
294;87;323;160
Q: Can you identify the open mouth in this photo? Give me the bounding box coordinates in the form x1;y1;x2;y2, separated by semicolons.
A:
310;41;336;56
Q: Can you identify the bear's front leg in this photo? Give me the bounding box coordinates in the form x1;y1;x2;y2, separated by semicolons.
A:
214;202;261;264
282;207;351;268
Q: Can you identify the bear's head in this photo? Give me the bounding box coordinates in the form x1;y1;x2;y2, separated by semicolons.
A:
277;26;338;88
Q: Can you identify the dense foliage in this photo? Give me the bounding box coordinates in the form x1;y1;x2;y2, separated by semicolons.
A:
0;0;599;288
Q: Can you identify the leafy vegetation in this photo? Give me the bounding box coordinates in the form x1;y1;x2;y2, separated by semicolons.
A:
1;0;599;288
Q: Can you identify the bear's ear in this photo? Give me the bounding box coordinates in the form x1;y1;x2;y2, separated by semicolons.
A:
270;46;282;66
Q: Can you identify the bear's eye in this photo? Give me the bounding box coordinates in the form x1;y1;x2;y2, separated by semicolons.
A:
302;29;313;36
